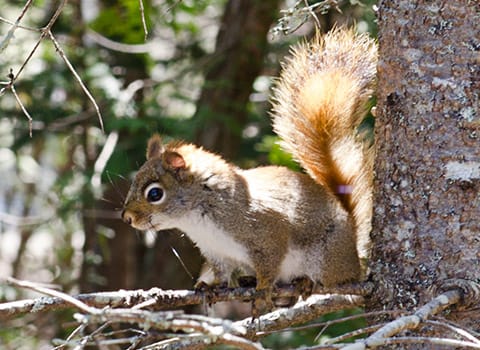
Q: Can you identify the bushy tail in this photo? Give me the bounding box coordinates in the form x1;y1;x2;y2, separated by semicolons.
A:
271;27;377;262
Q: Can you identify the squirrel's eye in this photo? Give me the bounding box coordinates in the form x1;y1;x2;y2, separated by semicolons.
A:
144;182;165;204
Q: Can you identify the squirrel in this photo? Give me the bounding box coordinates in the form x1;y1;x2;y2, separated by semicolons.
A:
122;27;377;309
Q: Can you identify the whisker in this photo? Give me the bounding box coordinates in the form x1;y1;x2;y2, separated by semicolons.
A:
170;245;195;282
106;170;128;201
98;196;118;205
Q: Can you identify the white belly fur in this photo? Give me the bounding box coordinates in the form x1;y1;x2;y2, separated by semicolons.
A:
176;211;315;283
278;248;306;282
176;211;252;266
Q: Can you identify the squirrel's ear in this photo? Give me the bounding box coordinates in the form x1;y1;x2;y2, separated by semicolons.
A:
146;134;164;160
163;151;186;170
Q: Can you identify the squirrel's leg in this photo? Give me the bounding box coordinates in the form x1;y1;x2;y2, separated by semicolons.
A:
194;259;229;290
251;259;279;317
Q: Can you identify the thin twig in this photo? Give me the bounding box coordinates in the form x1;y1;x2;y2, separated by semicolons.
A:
10;82;33;137
304;0;321;30
92;131;119;188
138;0;149;41
370;336;480;349
323;324;385;346
6;277;100;315
85;29;154;53
341;289;463;350
48;31;104;132
367;290;461;342
51;323;87;350
425;319;480;344
236;293;365;338
0;0;68;134
0;15;39;32
0;0;35;53
14;0;67;84
256;309;403;337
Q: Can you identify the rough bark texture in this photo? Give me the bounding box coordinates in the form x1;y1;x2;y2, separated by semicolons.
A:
370;0;480;328
194;0;281;159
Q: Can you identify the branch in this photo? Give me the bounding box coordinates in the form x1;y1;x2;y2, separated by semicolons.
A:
339;280;480;349
5;277;100;315
365;289;462;344
142;333;264;350
5;278;264;349
362;336;480;349
10;79;33;137
0;279;370;320
237;293;365;338
75;310;265;349
0;0;35;53
48;31;104;132
1;0;105;134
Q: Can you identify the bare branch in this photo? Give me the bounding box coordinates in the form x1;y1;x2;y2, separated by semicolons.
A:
74;309;264;349
257;309;403;338
48;31;104;132
236;293;365;338
426;320;480;344
0;211;53;226
10;80;32;137
85;28;155;53
138;333;263;350
368;290;461;341
92;131;119;189
367;336;480;349
13;0;67;84
0;0;67;134
0;282;370;321
340;289;463;349
0;0;35;53
6;277;100;315
0;15;39;32
324;324;385;345
1;0;105;133
138;0;149;40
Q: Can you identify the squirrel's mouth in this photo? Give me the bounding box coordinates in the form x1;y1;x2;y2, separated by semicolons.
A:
121;209;151;231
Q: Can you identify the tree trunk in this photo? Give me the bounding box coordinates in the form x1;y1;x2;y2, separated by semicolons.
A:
194;0;281;159
370;0;480;329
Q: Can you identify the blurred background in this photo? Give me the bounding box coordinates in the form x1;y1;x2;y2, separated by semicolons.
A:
0;0;376;347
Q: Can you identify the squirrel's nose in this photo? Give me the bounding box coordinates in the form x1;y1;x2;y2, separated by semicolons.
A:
121;209;133;225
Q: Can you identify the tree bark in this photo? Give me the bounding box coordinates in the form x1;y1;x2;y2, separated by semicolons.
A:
370;0;480;329
194;0;281;159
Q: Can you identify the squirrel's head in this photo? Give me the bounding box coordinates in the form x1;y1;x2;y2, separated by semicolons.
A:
121;134;196;231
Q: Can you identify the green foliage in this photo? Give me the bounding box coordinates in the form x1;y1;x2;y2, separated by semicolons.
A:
90;0;152;43
261;308;367;348
256;135;301;170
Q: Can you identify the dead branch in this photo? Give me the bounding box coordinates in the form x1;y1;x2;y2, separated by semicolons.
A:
237;293;365;339
72;308;265;349
48;31;104;131
0;0;35;52
10;79;33;136
5;277;99;315
0;278;371;321
361;336;480;349
365;289;462;343
138;0;149;40
4;278;264;349
0;0;105;134
337;281;480;350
